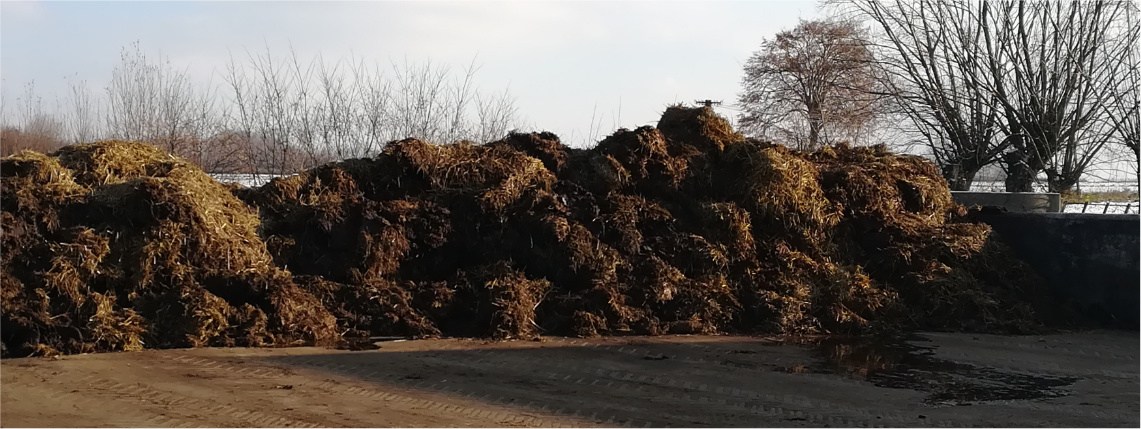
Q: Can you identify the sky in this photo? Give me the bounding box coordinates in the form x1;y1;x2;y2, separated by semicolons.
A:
0;0;824;146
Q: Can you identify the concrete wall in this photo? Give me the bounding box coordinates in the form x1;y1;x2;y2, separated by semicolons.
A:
952;191;1061;212
971;212;1140;328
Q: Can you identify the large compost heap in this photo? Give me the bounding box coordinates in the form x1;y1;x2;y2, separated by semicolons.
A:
2;106;1053;357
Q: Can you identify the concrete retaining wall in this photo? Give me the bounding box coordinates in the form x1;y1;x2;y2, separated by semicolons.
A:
952;191;1061;212
970;212;1140;328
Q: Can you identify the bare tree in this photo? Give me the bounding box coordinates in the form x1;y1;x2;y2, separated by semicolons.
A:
105;42;225;168
389;58;449;143
836;0;1140;192
316;55;357;160
475;88;520;144
219;47;523;177
7;42;523;179
105;43;159;142
0;82;66;156
62;76;101;144
1104;19;1140;187
832;0;1009;190
737;19;883;151
352;57;393;157
1109;48;1140;163
985;0;1140;193
1;81;7;128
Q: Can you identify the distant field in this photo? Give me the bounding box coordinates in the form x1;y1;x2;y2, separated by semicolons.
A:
969;180;1139;194
967;180;1139;214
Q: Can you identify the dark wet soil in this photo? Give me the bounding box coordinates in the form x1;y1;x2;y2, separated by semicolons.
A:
775;335;1078;404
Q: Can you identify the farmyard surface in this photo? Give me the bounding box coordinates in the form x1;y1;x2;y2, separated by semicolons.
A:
2;331;1137;428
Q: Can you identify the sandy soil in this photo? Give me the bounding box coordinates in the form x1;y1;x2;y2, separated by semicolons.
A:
2;330;1137;428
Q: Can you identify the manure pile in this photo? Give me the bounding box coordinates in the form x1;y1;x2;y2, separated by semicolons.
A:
2;107;1053;357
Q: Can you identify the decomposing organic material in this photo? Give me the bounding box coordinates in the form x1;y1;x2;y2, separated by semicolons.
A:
2;108;1057;357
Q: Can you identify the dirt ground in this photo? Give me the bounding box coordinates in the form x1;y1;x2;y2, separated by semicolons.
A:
2;330;1137;428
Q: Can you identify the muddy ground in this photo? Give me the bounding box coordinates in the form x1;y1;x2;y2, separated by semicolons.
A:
2;330;1136;428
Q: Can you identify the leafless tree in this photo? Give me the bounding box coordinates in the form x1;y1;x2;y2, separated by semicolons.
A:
105;43;161;142
475;88;521;144
1;82;8;127
1109;46;1140;189
1099;19;1140;191
20;83;64;143
220;47;523;177
63;77;101;144
352;57;393;157
315;55;357;160
7;42;523;179
0;82;66;156
737;19;884;151
984;0;1140;192
831;0;1009;190
835;0;1140;192
389;58;452;143
226;46;300;176
1109;46;1140;164
105;42;227;171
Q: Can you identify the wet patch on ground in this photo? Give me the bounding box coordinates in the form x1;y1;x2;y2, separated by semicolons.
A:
772;335;1078;405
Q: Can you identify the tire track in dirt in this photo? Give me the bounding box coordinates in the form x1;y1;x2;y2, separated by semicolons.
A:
596;336;1140;378
199;354;629;428
176;352;743;427
2;370;315;428
283;354;755;428
998;399;1140;422
920;332;1139;361
68;374;320;428
457;347;946;428
167;354;596;428
651;337;1138;425
968;332;1136;352
420;340;1134;428
557;338;826;374
6;334;1135;428
590;335;1139;385
926;350;1139;380
270;346;944;428
1;374;199;428
597;338;1138;423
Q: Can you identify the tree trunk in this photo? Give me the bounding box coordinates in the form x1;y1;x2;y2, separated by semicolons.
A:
941;163;978;191
1003;151;1034;192
1047;173;1077;194
807;102;822;151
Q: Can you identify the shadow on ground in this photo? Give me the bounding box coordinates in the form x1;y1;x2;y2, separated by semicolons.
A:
251;334;1131;428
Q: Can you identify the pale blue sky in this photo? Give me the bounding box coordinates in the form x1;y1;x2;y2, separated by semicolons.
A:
1;0;823;144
